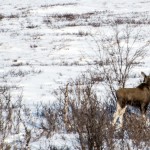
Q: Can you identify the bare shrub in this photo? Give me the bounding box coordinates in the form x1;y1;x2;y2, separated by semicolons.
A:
88;22;101;27
0;14;5;20
0;86;23;149
38;103;61;138
55;74;116;149
78;31;89;36
41;3;77;8
51;13;78;22
7;14;19;19
26;25;38;29
43;11;104;28
4;69;42;78
0;14;19;20
91;24;150;100
0;84;43;149
30;44;38;48
114;17;150;25
123;114;150;149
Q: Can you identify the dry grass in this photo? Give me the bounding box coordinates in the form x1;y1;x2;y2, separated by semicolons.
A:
41;3;77;8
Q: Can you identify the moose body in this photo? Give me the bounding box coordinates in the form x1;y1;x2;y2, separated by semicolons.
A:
113;72;150;127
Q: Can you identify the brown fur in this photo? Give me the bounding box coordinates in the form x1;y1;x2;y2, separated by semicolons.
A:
113;72;150;127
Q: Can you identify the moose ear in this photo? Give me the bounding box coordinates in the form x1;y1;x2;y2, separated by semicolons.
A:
141;72;146;77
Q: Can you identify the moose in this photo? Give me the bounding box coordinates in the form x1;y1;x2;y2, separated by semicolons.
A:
113;71;150;127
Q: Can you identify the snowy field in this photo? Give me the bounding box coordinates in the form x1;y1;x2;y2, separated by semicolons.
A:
0;0;150;105
0;0;150;149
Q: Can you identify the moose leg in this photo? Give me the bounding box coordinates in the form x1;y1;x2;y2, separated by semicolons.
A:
118;105;127;127
141;103;148;120
112;102;122;126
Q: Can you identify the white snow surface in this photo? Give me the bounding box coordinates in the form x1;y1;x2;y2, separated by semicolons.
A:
0;0;150;148
0;0;150;105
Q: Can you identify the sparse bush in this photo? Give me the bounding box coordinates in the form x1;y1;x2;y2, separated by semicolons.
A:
78;31;89;36
91;24;150;101
26;25;38;29
38;103;61;138
0;14;5;20
124;114;150;149
0;86;23;149
7;14;19;19
41;3;77;8
55;74;115;149
88;22;101;27
30;44;38;48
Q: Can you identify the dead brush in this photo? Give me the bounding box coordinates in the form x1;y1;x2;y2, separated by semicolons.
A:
41;3;77;8
123;113;150;149
57;74;117;149
0;14;5;20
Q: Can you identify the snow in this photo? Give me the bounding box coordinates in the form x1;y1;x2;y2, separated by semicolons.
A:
0;0;150;148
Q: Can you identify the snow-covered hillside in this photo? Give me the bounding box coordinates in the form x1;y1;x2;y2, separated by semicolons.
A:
0;0;150;105
0;0;150;149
